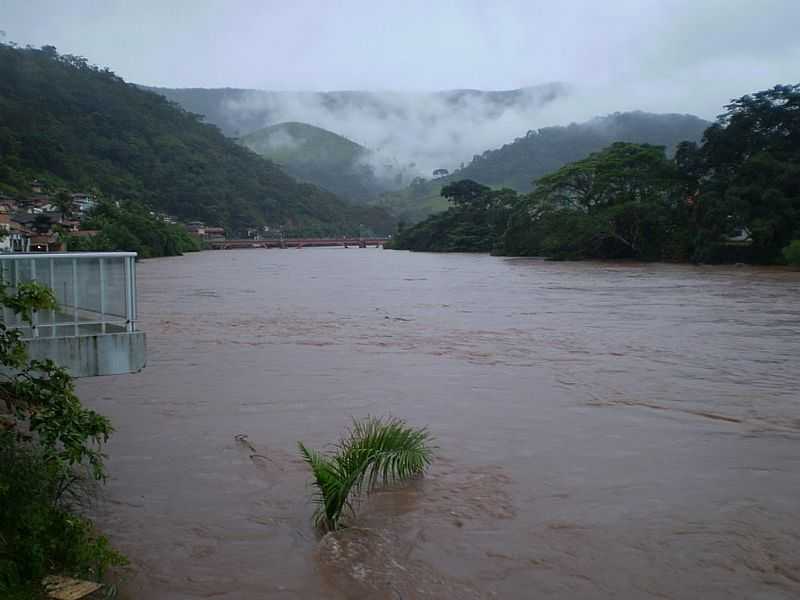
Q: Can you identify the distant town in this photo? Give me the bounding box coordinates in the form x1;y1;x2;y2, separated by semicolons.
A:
0;179;227;253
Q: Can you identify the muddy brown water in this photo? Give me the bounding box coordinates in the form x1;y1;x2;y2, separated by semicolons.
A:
77;249;800;599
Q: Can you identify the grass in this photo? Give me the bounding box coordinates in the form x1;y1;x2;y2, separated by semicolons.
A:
298;417;433;531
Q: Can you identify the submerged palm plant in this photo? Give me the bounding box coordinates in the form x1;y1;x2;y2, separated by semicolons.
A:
298;417;433;531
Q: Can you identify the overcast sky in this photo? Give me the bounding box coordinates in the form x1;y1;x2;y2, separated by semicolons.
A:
2;0;799;119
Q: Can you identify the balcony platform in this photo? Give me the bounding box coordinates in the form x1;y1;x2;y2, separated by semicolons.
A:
25;330;146;377
1;252;146;377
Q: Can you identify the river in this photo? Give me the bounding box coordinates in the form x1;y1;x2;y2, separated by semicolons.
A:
77;248;800;599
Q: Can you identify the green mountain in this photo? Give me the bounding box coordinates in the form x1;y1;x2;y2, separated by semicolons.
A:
238;122;389;202
374;111;710;223
0;44;395;236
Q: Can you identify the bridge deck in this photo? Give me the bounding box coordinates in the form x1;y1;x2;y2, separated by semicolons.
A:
208;238;388;250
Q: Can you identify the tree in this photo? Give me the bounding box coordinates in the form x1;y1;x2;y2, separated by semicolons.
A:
0;282;124;595
783;240;800;267
31;213;53;234
681;84;800;262
390;180;517;253
0;42;394;236
440;179;491;209
53;191;73;222
503;143;685;259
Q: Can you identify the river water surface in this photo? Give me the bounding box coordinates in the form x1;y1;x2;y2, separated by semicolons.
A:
78;249;800;599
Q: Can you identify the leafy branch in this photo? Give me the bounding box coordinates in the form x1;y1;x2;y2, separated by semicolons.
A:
298;417;433;531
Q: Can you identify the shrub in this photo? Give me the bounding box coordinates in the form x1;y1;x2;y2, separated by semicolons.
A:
0;282;124;597
783;240;800;267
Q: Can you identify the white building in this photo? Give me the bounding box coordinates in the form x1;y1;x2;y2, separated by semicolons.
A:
71;193;97;215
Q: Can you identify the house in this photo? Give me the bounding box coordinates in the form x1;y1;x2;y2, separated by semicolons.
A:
723;227;752;246
186;222;225;240
16;195;57;214
8;222;32;253
203;227;225;241
12;212;61;233
0;213;11;252
152;212;177;225
186;221;206;236
29;234;64;253
71;193;97;215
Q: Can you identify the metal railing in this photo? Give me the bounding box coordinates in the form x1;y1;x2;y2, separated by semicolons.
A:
0;252;138;339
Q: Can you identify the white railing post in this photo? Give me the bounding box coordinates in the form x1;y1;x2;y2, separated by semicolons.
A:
1;261;7;327
49;259;56;336
130;255;137;332
124;255;135;333
72;258;79;337
30;258;38;338
99;258;106;334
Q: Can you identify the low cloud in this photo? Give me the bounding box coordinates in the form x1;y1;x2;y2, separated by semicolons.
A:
222;83;571;181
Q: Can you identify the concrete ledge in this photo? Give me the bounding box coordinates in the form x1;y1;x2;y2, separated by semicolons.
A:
24;332;146;377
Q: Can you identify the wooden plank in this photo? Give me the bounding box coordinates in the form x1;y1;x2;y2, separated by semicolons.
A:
43;575;102;600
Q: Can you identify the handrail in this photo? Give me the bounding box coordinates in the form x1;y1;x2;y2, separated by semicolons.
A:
0;252;139;339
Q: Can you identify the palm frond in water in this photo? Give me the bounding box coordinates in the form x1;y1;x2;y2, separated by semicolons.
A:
298;416;433;530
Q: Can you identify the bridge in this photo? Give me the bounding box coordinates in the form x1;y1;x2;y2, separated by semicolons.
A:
208;238;389;250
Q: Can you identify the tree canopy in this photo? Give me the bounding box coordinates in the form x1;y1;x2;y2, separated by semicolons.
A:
390;84;800;265
678;84;800;262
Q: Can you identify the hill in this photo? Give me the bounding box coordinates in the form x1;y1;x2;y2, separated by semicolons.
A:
238;122;390;202
0;44;395;236
373;111;710;223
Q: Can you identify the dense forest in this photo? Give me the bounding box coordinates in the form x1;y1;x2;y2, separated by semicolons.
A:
0;43;395;236
458;111;709;190
390;85;800;265
373;111;709;223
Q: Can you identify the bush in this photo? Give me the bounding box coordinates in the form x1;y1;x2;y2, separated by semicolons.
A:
66;199;203;258
0;282;124;597
783;240;800;267
0;432;125;596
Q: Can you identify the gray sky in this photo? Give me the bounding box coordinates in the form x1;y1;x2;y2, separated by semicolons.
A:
2;0;799;119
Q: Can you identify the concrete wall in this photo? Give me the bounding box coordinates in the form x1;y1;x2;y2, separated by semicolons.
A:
24;332;146;377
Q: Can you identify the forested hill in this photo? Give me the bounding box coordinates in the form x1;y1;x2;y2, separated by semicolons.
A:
374;111;709;222
457;111;709;190
0;44;395;235
239;122;389;202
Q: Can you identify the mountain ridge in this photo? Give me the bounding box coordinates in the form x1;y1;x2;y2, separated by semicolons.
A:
0;44;395;235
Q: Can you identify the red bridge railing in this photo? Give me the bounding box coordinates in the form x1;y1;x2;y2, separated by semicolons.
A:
208;238;388;250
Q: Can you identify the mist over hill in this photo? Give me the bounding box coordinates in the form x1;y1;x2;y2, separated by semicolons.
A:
149;83;570;181
238;122;394;202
